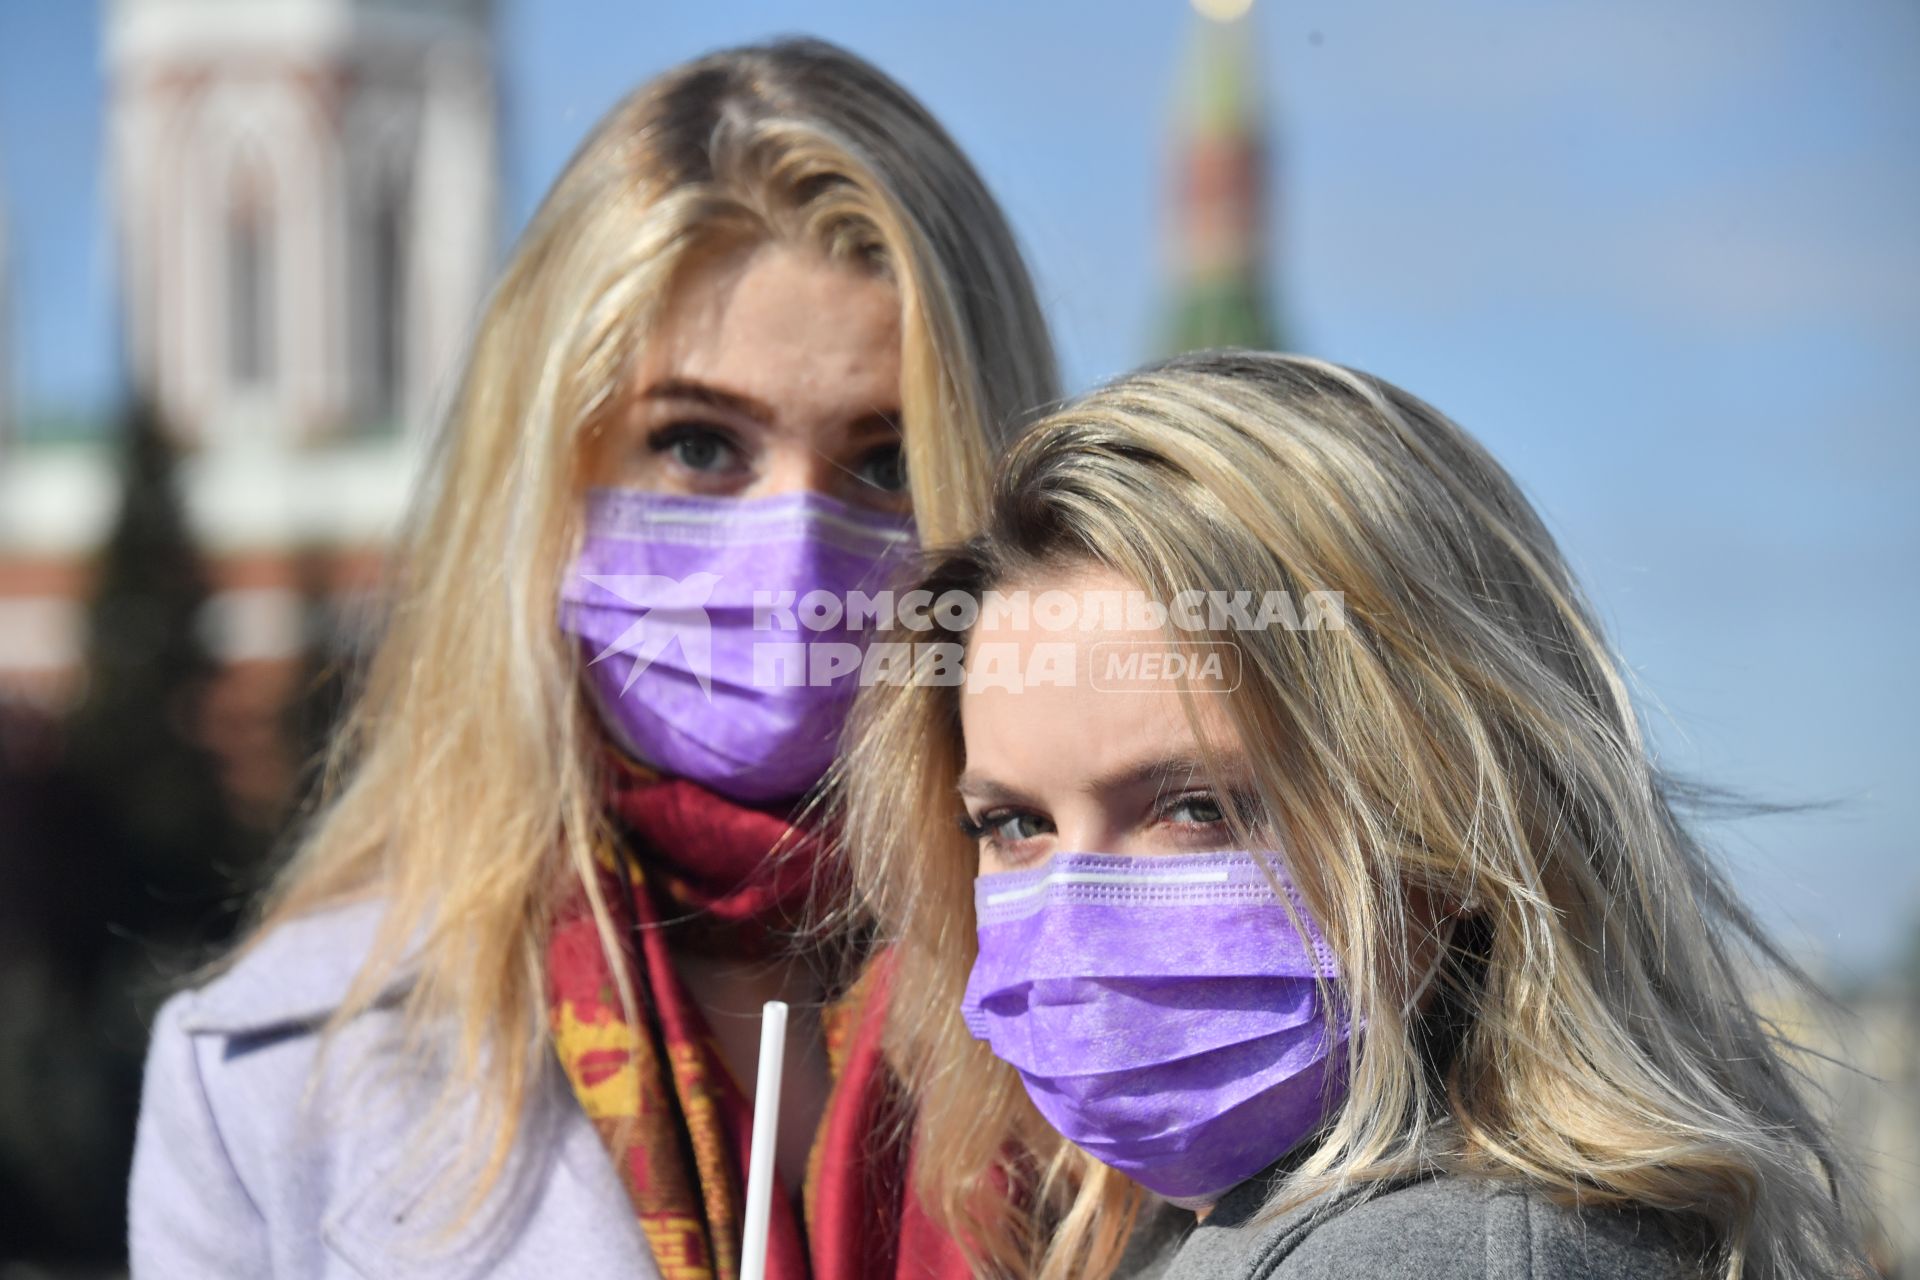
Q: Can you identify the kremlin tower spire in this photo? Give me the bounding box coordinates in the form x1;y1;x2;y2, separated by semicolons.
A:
0;141;10;451
1165;0;1281;354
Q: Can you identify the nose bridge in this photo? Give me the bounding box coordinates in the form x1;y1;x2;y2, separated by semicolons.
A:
1049;795;1131;858
751;418;845;498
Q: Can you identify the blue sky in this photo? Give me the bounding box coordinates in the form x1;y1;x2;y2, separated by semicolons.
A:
1;0;1915;974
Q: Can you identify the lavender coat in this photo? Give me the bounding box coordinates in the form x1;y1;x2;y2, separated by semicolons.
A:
128;901;665;1279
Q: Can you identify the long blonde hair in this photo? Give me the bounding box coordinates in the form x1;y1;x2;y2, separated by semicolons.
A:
836;351;1864;1279
235;37;1057;1200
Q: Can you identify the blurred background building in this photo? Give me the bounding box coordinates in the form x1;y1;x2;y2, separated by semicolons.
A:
0;0;496;1267
1165;1;1280;353
1;0;495;818
0;0;1912;1272
111;0;494;447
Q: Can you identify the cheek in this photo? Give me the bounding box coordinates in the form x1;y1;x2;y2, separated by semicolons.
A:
977;845;1016;877
582;438;678;492
577;416;632;489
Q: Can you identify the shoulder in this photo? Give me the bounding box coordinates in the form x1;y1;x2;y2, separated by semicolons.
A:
136;896;417;1163
130;899;419;1274
1162;1176;1705;1280
172;896;408;1035
135;900;423;1178
137;896;420;1184
131;901;655;1278
1280;1178;1702;1278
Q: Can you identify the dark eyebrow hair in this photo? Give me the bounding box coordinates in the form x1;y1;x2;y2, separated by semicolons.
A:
845;409;903;438
956;752;1251;809
1082;753;1216;799
954;772;1039;808
640;381;904;441
639;377;776;423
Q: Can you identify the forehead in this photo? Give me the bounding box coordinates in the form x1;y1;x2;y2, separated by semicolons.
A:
638;242;902;417
957;564;1242;784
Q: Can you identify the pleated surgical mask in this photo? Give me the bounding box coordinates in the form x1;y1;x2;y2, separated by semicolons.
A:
961;850;1351;1205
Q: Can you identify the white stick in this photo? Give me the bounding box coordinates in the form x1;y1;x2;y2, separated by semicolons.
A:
739;999;789;1280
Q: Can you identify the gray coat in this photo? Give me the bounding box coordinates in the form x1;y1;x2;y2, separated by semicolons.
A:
1150;1172;1704;1279
129;901;664;1279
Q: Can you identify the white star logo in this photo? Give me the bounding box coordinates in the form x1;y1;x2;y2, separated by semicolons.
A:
580;571;723;699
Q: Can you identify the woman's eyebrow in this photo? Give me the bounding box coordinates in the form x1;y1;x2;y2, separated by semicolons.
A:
640;377;776;422
1082;753;1232;799
955;773;1038;807
845;408;902;437
815;411;905;480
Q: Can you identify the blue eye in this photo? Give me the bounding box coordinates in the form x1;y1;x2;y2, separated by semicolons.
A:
1160;793;1226;826
958;808;1054;845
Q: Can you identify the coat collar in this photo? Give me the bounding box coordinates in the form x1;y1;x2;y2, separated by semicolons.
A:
318;1054;657;1279
179;898;413;1035
179;900;660;1278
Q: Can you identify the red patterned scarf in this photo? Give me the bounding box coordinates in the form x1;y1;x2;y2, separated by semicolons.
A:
546;757;972;1280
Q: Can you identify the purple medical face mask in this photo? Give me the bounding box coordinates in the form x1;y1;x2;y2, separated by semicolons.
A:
558;489;915;806
961;850;1351;1206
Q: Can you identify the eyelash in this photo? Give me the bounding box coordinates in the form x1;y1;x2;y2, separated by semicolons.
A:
956;809;1046;844
647;422;743;469
1155;790;1228;827
956;790;1252;851
646;423;906;496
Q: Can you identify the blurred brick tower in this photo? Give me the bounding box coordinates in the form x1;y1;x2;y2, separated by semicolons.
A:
1165;0;1281;353
108;0;496;444
0;0;498;820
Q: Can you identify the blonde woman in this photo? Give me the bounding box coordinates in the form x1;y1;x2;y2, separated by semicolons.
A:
838;350;1864;1279
129;39;1056;1279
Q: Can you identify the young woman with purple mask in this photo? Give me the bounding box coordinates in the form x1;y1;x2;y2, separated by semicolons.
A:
130;40;1056;1279
836;351;1866;1279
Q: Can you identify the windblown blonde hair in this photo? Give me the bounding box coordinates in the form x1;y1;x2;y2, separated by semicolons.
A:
836;350;1864;1279
232;37;1057;1203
